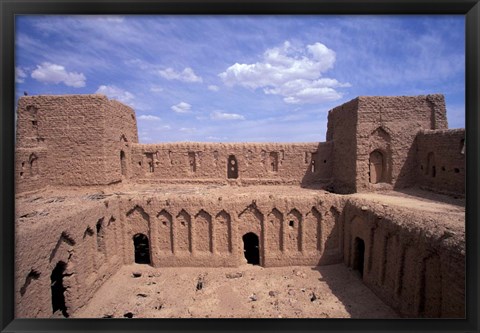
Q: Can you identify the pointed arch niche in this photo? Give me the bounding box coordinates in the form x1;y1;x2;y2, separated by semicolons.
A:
368;127;392;184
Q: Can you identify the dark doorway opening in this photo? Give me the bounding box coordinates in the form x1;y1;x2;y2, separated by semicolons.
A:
227;155;238;179
353;237;365;278
133;233;151;264
243;232;260;265
51;261;69;317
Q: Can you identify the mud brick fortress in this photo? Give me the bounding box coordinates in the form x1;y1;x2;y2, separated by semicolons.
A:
14;94;465;318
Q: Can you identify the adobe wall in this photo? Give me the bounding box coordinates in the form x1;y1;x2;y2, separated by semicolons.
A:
15;95;138;193
326;98;359;194
128;142;333;186
103;100;139;181
326;95;448;194
343;199;464;318
355;94;447;192
15;197;124;317
415;129;465;197
16;188;465;318
119;192;344;268
15;190;345;318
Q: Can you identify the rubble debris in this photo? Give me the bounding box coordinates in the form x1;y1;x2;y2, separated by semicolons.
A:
226;272;243;279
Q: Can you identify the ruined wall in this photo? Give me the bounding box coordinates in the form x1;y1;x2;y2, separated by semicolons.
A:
103;100;139;182
15;197;124;318
15;95;138;193
326;95;448;194
416;129;465;197
118;193;344;268
355;94;447;192
326;98;359;194
343;199;464;318
128;142;333;186
15;191;346;318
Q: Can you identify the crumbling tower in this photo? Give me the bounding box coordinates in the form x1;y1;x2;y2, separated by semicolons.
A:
15;95;138;192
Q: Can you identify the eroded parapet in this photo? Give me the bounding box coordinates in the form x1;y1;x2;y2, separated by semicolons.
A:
15;95;138;193
415;129;465;197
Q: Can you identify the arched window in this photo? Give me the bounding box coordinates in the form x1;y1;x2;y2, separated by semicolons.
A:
120;150;126;176
227;155;238;179
427;152;436;178
29;153;39;177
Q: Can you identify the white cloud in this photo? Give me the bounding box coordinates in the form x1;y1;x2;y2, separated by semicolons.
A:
171;102;192;113
210;111;245;120
149;86;163;93
208;85;219;91
158;67;202;83
31;62;86;87
219;41;349;104
138;114;161;121
95;85;135;105
15;67;27;83
179;127;196;133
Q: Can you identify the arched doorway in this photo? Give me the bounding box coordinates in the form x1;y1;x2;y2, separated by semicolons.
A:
369;150;384;183
133;233;151;264
51;261;69;317
242;232;260;265
353;237;365;278
227;155;238;179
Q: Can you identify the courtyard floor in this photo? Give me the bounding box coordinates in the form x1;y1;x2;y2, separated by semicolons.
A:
73;263;398;319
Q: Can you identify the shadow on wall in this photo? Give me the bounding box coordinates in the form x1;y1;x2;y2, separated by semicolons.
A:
300;142;333;191
393;139;418;190
317;206;343;266
309;264;396;318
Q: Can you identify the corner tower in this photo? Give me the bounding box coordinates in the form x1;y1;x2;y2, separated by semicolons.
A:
15;94;138;193
326;94;447;193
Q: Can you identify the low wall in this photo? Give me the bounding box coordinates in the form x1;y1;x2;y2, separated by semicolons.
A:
119;193;344;268
15;198;124;318
343;199;465;318
128;142;333;186
415;129;465;197
15;189;465;318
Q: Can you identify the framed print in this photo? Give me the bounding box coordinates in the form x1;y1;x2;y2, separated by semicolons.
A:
1;1;479;332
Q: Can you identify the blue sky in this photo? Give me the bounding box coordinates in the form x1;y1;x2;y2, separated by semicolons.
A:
15;15;465;143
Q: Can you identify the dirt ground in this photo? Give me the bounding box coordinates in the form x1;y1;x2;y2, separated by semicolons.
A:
73;263;398;319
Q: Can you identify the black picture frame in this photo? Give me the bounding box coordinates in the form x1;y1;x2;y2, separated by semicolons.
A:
1;1;479;332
